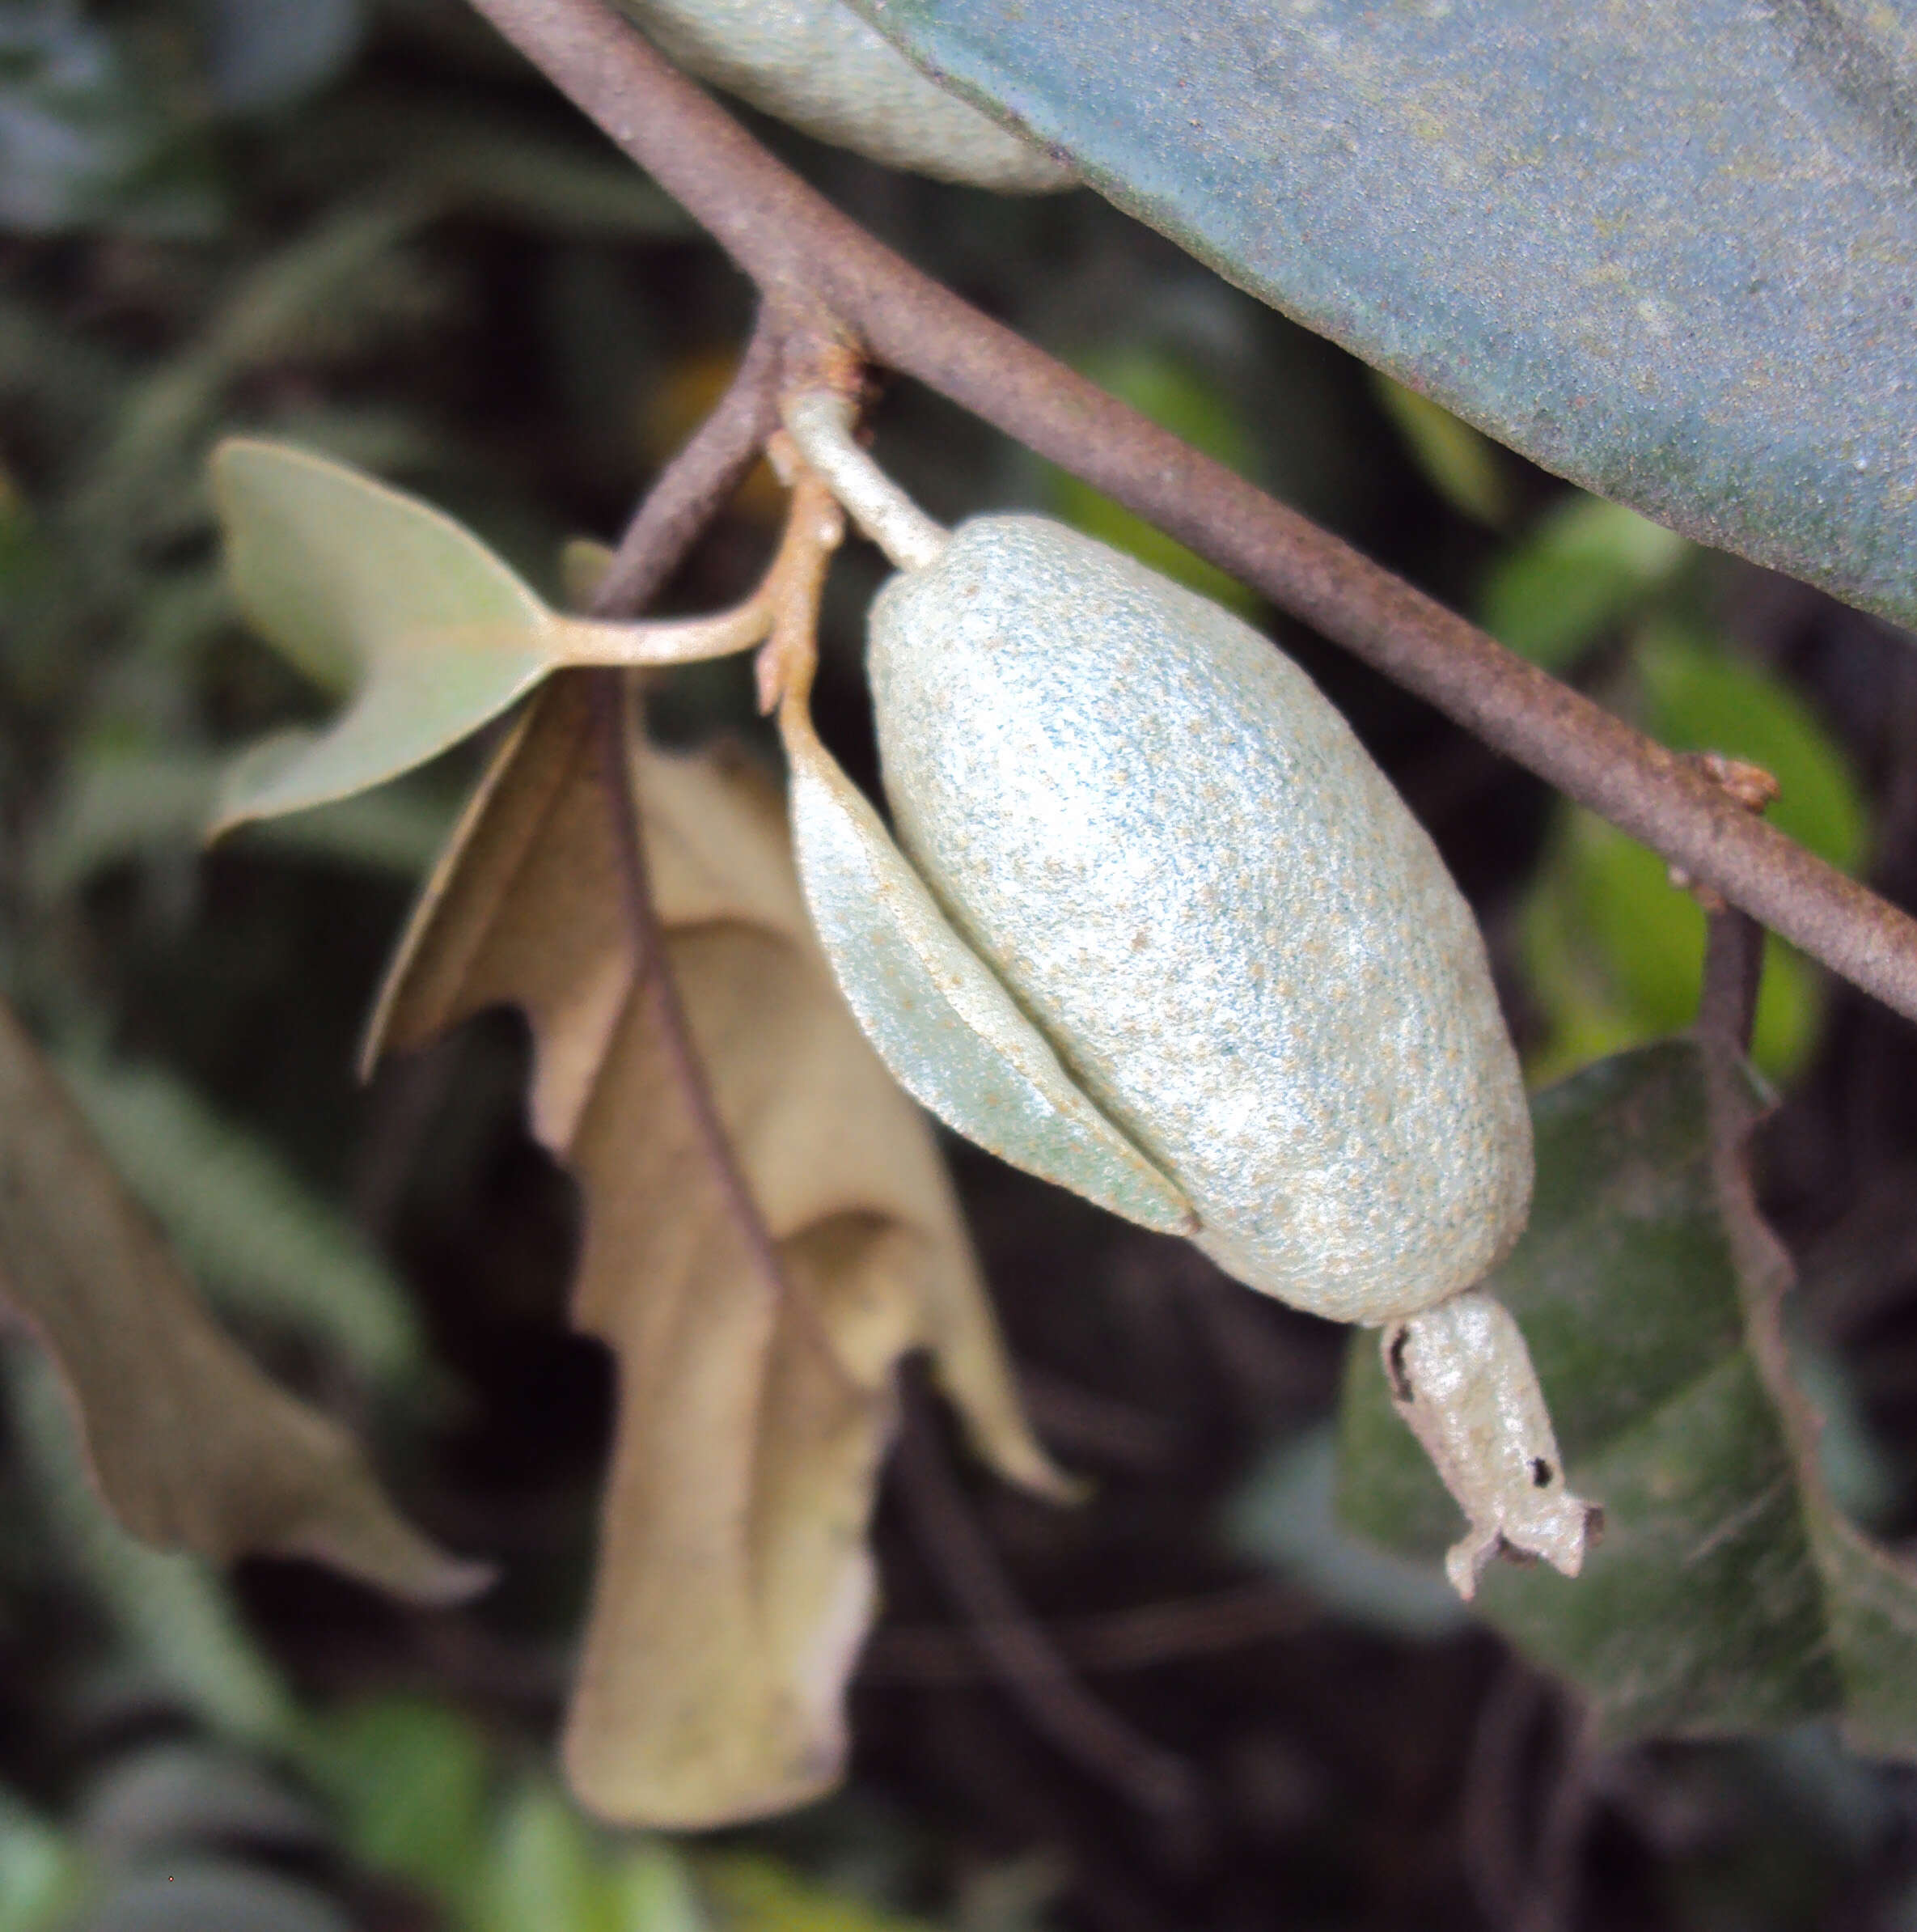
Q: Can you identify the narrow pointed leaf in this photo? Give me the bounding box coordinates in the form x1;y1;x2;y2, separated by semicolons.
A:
785;726;1193;1236
1337;1040;1917;1757
0;998;485;1605
850;0;1917;628
369;673;1064;1826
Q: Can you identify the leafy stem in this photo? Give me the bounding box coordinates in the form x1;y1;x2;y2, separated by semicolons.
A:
1686;752;1778;1061
465;0;1917;1030
895;1366;1207;1852
582;417;856;1387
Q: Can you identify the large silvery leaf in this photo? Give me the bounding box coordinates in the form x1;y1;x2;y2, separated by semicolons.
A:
849;0;1917;629
1337;1040;1917;1755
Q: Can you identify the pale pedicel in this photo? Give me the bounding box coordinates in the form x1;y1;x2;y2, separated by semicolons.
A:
777;392;1600;1599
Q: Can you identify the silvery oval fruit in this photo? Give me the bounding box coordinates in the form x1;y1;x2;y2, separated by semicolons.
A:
614;0;1072;190
771;429;1597;1595
870;514;1534;1325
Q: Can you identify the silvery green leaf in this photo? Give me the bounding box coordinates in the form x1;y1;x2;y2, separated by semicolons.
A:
210;628;556;833
783;720;1193;1235
848;0;1917;629
211;443;774;833
214;441;546;696
211;439;558;830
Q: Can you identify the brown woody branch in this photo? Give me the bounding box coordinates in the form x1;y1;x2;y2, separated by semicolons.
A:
578;339;802;1406
468;0;1917;1028
861;1579;1313;1683
586;312;781;621
1686;752;1774;1057
587;671;792;1303
895;1372;1207;1850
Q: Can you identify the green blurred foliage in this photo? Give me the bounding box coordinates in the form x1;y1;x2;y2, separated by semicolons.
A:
6;1349;298;1748
0;1;221;235
704;1855;933;1932
1365;381;1867;1087
0;4;965;1927
1221;1423;1468;1642
1493;513;1868;1085
1336;1043;1917;1756
477;1783;708;1932
1370;372;1513;529
0;1790;83;1932
1479;494;1689;675
62;1056;423;1388
1639;621;1868;871
1043;341;1261;616
300;1697;900;1932
301;1697;493;1909
198;0;368;114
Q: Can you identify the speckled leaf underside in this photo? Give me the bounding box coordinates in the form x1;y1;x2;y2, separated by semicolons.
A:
850;0;1917;629
1338;1041;1917;1757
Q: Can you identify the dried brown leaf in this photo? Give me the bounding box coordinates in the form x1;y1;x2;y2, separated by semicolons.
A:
0;998;486;1604
367;670;1064;1827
